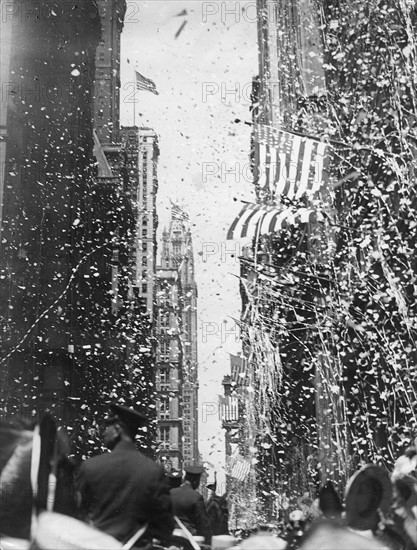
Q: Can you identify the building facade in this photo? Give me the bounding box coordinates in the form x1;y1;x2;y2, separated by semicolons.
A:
88;1;159;454
155;206;199;469
94;0;126;143
0;0;159;457
155;267;184;470
228;0;417;522
121;127;159;319
0;0;101;426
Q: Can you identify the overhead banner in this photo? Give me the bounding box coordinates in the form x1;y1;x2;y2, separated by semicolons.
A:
227;202;322;240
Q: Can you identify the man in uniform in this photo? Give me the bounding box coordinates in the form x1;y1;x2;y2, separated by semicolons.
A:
76;403;175;545
170;465;212;544
167;469;183;490
206;479;229;536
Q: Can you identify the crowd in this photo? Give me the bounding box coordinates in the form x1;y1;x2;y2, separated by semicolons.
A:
0;403;416;550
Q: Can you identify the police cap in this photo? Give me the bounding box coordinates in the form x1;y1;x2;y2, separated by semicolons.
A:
168;469;183;479
107;403;147;438
184;465;205;482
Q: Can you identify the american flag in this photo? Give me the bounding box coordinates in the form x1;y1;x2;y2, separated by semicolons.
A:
254;123;330;199
226;454;251;482
230;354;250;386
135;70;159;95
171;202;190;222
218;395;239;422
227;202;321;240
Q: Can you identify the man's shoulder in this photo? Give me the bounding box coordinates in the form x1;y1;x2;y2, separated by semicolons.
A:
79;451;110;469
172;485;202;500
79;449;164;480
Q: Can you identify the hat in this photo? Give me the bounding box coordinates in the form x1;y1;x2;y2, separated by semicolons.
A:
107;404;147;439
318;481;343;519
345;464;392;531
289;510;305;523
168;469;182;479
184;465;205;483
167;469;183;488
207;479;217;491
185;465;205;475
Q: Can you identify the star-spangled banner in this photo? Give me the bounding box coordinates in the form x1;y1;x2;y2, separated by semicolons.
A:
254;123;330;199
226;454;251;482
135;70;159;95
226;202;322;240
170;201;190;222
218;395;239;422
230;354;250;386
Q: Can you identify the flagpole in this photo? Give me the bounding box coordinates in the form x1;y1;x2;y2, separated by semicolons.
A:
133;65;136;127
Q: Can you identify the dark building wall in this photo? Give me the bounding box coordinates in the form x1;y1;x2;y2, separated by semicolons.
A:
94;0;126;143
0;0;101;422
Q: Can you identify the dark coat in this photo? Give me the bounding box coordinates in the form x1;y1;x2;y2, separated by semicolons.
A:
206;495;229;535
76;440;175;543
170;482;213;544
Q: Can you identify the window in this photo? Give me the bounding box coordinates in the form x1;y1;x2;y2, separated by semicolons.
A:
158;426;170;450
173;242;181;257
159;342;169;360
142;284;147;294
142;228;147;237
160;369;170;388
142;256;147;266
160;312;169;329
159;397;170;419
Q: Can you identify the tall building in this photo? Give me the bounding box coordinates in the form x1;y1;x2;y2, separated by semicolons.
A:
227;0;417;522
94;0;126;143
155;206;199;468
88;1;159;454
0;0;101;424
121;127;159;319
154;267;184;470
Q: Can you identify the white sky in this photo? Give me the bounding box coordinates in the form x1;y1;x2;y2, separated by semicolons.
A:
120;0;258;488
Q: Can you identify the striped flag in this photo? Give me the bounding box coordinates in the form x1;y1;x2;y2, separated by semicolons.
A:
254;124;330;199
218;395;239;422
227;202;322;240
230;354;249;386
226;454;251;482
171;201;190;222
135;70;159;95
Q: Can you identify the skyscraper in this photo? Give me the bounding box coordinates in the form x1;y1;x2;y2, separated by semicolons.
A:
0;0;101;423
94;0;126;143
121;127;159;319
156;206;199;467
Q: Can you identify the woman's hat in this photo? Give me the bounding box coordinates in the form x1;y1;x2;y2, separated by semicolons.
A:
345;464;392;531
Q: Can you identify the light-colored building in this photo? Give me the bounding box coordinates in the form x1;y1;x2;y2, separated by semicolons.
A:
155;268;184;470
155;206;199;469
121;127;159;320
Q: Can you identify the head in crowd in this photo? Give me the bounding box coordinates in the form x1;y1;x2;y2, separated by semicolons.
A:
103;404;147;449
167;469;183;489
344;465;392;532
184;465;205;489
318;480;343;520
